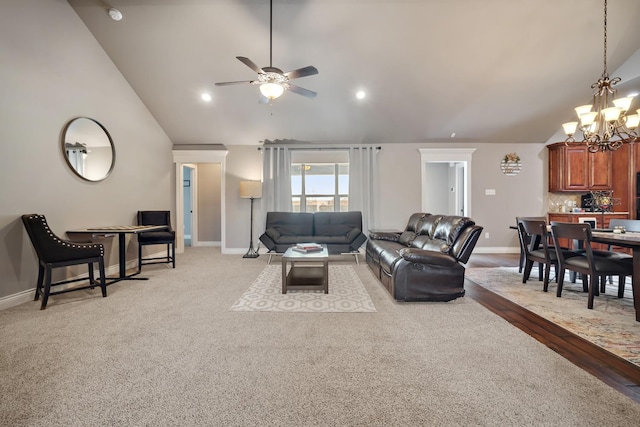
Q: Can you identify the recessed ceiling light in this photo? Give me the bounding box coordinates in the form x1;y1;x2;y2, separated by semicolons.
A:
201;93;212;102
450;133;456;138
108;8;123;21
355;90;366;100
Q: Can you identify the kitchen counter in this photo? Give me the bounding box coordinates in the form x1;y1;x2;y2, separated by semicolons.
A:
548;212;630;231
547;211;629;215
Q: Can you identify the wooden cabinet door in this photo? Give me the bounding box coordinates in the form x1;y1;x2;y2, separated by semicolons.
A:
548;145;562;192
547;142;614;192
564;146;589;190
589;150;612;190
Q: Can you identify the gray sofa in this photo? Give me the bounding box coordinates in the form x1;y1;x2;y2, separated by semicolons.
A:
366;213;483;302
259;211;367;255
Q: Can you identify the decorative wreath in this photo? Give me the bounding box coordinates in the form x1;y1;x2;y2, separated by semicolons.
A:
500;152;522;176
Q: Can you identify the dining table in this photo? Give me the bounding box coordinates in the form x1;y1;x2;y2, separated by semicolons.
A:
591;231;640;322
67;225;168;283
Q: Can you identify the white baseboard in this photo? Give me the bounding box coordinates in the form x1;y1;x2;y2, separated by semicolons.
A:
473;246;520;254
223;248;256;255
0;289;34;311
1;250;166;311
193;241;221;247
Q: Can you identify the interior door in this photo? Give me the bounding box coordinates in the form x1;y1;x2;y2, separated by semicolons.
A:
182;165;195;246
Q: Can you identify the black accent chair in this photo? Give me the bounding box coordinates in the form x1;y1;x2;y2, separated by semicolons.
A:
21;214;106;310
550;222;632;309
137;210;176;272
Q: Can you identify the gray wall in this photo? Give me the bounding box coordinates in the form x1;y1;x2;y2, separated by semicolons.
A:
374;142;547;252
223;143;546;254
0;1;173;299
0;0;548;304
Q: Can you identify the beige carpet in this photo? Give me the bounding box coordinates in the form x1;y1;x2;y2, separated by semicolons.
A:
466;266;640;367
1;248;640;426
229;264;376;312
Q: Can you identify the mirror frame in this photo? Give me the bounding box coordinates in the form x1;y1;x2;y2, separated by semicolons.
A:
61;117;116;182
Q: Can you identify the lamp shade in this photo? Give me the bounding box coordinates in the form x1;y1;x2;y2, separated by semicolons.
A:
240;181;263;199
562;122;578;136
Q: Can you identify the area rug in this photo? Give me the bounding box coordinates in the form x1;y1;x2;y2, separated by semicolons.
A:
466;267;640;367
229;265;377;312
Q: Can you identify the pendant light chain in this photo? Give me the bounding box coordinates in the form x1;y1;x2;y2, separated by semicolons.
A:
603;0;607;77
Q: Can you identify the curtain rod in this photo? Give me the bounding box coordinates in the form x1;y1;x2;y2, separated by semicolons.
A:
257;146;381;151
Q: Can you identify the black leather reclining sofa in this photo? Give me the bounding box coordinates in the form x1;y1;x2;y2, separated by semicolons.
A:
366;213;483;302
259;211;367;255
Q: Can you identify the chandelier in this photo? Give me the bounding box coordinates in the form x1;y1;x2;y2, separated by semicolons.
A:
562;0;640;152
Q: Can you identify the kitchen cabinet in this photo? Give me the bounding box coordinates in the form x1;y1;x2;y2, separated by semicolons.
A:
547;142;612;192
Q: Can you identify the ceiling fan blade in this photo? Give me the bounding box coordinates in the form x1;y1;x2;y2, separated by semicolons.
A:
284;65;319;80
288;84;317;98
236;56;265;74
214;80;255;86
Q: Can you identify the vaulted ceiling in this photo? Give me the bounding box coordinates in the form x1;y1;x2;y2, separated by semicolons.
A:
67;0;640;146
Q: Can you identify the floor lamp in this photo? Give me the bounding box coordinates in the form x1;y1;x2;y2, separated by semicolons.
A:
240;180;263;258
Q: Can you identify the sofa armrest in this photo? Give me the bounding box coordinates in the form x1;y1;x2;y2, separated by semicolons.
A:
369;231;401;241
259;233;277;252
398;247;458;267
265;228;282;241
345;228;362;241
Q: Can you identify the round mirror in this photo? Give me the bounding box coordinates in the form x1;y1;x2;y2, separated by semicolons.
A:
61;117;115;182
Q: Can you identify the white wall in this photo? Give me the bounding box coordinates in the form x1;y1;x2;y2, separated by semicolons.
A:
0;0;173;299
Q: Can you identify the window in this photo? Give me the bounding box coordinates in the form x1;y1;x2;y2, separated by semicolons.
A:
291;163;349;212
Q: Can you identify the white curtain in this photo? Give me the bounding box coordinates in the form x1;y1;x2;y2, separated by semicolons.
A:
349;146;379;233
261;146;292;214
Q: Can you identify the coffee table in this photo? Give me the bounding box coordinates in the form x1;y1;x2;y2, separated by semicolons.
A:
281;244;329;294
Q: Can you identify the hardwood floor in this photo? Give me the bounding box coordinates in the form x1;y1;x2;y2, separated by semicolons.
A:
465;253;640;404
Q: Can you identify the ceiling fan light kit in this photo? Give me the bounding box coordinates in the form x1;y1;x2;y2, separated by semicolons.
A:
260;82;284;99
215;0;318;102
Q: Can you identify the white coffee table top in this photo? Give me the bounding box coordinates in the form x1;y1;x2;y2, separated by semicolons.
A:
282;244;328;260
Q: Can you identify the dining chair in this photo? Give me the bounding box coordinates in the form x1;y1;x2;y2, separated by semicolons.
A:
21;214;106;310
137;210;176;272
518;218;577;292
515;216;546;275
550;222;632;309
601;219;639;291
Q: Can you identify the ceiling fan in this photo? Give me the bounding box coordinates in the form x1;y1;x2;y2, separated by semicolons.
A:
214;0;318;103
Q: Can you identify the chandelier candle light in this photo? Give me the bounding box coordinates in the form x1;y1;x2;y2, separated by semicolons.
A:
562;0;640;152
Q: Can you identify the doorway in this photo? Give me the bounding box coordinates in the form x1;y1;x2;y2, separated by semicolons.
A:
419;148;476;217
182;165;196;247
172;149;228;254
